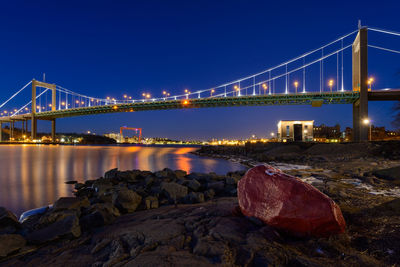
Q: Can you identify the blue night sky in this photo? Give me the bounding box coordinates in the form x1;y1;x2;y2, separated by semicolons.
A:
0;0;399;140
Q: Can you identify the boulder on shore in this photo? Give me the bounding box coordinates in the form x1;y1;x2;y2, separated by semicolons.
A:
0;207;21;234
0;234;26;258
238;165;346;237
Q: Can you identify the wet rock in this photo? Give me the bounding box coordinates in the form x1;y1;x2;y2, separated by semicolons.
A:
0;234;26;257
27;214;81;244
81;203;121;230
92;179;113;195
112;188;142;213
161;182;188;202
65;180;78;184
145;196;159;210
0;207;20;234
183;179;201;192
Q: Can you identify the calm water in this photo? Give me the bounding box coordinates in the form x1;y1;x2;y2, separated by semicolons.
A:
0;145;245;216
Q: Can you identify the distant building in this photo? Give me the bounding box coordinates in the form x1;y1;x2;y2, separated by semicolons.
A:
277;120;314;142
313;124;341;142
104;133;120;142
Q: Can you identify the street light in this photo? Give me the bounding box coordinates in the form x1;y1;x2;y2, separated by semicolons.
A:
363;118;372;141
368;77;374;91
234;85;240;96
328;79;334;92
262;83;268;95
210;89;215;97
294;81;299;94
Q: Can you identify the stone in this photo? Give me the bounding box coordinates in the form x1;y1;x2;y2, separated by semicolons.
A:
104;168;119;179
53;197;90;212
27;214;81;244
186;173;211;183
0;234;26;257
207;181;225;192
74;183;85;190
183;192;205;204
0;207;20;234
372;166;400;182
174;170;187;178
112;188;142;213
80;203;121;230
145;196;159;209
161;182;188;202
155;168;177;179
225;177;237;185
204;189;215;200
238;165;346;237
184;179;201;192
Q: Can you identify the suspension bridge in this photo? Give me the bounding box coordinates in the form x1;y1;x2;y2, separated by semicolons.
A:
0;25;399;142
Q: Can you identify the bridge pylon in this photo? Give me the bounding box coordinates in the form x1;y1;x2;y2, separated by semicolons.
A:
352;27;369;142
31;79;57;141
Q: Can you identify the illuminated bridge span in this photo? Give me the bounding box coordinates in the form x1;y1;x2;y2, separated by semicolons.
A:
0;25;400;142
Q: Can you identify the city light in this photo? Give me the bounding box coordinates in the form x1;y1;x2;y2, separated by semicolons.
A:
182;100;189;105
211;89;215;96
363;118;370;125
294;81;299;94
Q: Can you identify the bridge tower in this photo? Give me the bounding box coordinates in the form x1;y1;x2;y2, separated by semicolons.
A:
352;27;368;142
31;80;57;141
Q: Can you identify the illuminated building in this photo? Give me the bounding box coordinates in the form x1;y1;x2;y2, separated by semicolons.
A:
277;120;314;142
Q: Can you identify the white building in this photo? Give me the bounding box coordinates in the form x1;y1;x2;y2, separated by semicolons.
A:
277;120;314;142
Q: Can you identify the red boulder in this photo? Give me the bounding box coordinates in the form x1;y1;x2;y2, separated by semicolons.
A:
238;165;346;237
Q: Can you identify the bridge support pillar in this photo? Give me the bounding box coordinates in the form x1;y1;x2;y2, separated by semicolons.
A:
0;122;2;142
51;119;56;142
352;27;368;142
10;121;14;141
31;117;37;140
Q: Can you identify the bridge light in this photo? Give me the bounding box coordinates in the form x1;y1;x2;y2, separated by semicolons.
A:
49;104;52;107
3;111;7;114
163;91;167;95
368;77;374;91
294;81;299;94
146;94;151;98
211;89;215;96
113;105;118;110
128;96;132;99
61;102;65;106
142;93;146;97
106;97;110;100
75;100;79;104
25;107;28;111
123;94;127;98
182;100;189;105
328;79;334;92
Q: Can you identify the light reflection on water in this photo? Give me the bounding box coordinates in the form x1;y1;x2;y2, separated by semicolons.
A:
0;145;245;215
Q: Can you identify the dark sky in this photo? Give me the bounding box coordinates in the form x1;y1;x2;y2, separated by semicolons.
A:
0;0;399;140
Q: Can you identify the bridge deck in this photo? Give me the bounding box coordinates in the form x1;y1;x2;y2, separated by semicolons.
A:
0;92;361;122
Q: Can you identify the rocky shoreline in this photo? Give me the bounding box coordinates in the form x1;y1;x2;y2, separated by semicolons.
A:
0;142;400;266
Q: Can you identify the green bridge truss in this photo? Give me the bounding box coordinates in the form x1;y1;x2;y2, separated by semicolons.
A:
1;91;360;121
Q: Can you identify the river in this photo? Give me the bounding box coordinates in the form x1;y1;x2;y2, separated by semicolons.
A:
0;144;245;216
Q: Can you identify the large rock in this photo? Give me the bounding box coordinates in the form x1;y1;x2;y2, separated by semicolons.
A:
27;214;81;244
184;179;201;192
112;188;142;213
0;207;21;234
372;166;400;182
53;197;90;213
0;234;26;257
161;182;188;202
238;165;346;237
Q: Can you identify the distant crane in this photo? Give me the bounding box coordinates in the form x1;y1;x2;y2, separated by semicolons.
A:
120;126;142;143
